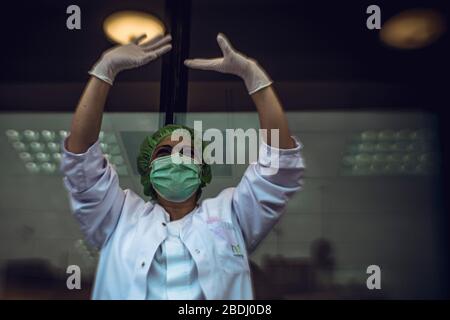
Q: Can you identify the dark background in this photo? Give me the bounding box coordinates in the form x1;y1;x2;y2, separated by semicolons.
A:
0;0;448;84
0;0;449;299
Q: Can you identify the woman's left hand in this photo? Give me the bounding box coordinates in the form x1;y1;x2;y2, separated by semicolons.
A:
184;33;272;95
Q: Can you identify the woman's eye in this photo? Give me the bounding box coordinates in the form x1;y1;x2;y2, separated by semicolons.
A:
155;150;171;158
154;146;173;159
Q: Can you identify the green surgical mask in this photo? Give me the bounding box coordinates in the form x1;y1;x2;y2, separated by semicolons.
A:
150;154;202;203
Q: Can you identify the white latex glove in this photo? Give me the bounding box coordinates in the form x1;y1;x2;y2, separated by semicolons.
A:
89;34;172;85
184;33;272;95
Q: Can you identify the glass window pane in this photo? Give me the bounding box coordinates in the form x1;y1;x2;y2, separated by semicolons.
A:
176;111;444;299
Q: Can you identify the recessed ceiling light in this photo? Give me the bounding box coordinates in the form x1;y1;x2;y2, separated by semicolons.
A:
6;129;20;141
25;162;40;174
19;152;33;162
30;142;45;152
103;11;165;45
6;129;127;176
380;9;446;49
59;130;69;139
47;142;59;153
35;152;50;162
342;128;439;176
41;162;56;174
52;153;62;163
41;130;56;142
23;130;39;142
12;142;26;152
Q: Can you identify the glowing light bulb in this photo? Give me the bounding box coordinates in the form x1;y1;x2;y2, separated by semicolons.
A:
359;131;378;141
352;164;369;175
103;11;165;45
378;130;395;141
100;143;109;153
12;141;27;151
30;142;44;152
41;162;56;174
19;152;33;162
35;152;50;162
394;130;411;141
23;130;39;141
41;130;56;142
375;142;392;153
354;153;372;164
59;130;69;140
357;143;376;153
6;129;20;141
25;162;40;174
52;153;62;162
373;153;388;163
47;142;59;153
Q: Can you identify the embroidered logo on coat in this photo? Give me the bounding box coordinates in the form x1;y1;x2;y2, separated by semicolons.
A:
206;218;244;257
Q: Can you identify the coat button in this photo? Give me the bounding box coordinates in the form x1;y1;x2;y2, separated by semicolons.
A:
195;249;200;254
141;261;145;267
162;222;166;226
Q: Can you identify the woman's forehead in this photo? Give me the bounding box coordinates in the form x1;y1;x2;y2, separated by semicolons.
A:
156;135;191;148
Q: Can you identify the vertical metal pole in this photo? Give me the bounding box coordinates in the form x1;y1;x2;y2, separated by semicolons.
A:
160;0;191;125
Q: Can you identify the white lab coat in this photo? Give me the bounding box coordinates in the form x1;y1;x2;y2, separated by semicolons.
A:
61;136;305;300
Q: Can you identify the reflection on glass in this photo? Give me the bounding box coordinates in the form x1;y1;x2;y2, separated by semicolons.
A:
359;131;377;141
47;142;59;153
19;152;33;162
25;162;39;173
342;127;439;176
35;152;50;162
41;130;56;142
59;130;69;140
29;142;45;152
12;141;27;152
5;129;20;141
40;162;56;174
52;153;62;163
23;130;39;142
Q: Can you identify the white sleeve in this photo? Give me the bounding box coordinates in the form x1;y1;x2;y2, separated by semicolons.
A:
231;136;305;252
60;137;125;249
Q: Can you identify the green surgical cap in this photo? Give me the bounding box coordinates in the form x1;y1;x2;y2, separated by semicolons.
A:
137;124;212;199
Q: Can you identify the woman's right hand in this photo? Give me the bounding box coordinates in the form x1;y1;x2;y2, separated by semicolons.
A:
89;33;172;85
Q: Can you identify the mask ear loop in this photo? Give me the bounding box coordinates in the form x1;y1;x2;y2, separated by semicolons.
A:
148;152;156;171
148;147;157;172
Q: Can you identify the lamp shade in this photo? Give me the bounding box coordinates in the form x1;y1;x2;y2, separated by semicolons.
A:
380;9;446;49
103;11;165;45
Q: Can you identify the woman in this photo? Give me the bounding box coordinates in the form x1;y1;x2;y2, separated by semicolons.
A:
61;32;305;299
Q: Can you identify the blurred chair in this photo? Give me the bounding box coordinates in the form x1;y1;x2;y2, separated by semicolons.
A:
261;255;314;297
310;238;336;291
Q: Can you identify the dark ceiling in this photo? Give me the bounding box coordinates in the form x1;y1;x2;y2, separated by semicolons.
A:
0;0;449;84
